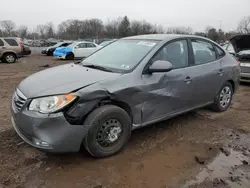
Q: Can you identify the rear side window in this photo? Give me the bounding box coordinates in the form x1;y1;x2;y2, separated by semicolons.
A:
191;39;216;65
4;39;18;46
0;39;4;46
215;46;225;58
86;43;96;48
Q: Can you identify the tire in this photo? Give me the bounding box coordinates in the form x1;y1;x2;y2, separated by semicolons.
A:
211;82;233;112
47;51;53;56
83;105;132;158
2;53;16;63
66;53;74;60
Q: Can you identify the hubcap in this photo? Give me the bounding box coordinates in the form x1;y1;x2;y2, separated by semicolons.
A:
219;86;231;108
6;55;15;63
96;119;122;147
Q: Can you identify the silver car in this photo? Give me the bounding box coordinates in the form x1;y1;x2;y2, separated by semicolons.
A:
229;34;250;83
11;34;240;158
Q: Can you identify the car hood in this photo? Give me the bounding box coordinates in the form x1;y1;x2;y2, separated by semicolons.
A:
18;63;121;98
230;34;250;53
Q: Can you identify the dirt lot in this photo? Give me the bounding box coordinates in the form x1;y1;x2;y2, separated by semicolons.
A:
0;55;250;188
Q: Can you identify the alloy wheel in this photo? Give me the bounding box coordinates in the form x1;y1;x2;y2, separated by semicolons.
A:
219;86;232;109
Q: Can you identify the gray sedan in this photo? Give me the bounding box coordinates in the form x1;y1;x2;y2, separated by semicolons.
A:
11;34;240;158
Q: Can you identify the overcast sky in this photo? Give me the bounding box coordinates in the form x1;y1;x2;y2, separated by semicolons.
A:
1;0;249;32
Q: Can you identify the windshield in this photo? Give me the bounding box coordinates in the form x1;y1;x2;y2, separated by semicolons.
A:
67;42;81;48
52;42;63;47
81;39;158;72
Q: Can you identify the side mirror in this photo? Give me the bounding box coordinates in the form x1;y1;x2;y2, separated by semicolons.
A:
147;60;173;73
74;46;79;49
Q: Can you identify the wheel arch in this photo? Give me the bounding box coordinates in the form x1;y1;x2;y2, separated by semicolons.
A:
227;80;235;93
99;99;133;123
2;51;17;58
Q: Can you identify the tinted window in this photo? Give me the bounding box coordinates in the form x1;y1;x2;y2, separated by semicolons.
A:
77;43;87;48
4;39;18;46
151;40;189;69
191;39;216;65
81;39;158;72
0;39;4;46
215;46;225;58
86;43;96;48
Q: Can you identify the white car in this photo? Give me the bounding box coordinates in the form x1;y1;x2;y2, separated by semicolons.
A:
53;41;100;60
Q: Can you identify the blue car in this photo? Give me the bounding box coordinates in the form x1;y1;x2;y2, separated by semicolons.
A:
53;41;100;60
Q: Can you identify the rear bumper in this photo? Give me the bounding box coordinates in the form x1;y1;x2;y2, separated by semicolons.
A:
16;53;23;58
240;72;250;83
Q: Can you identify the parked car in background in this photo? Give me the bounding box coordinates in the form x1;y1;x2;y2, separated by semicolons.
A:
0;37;23;63
53;41;100;60
230;34;250;83
222;42;236;56
11;34;240;158
41;41;72;56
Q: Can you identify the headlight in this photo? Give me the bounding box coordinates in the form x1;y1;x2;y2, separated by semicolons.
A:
29;93;77;113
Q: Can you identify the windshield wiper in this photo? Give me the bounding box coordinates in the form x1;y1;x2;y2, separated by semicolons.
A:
82;64;113;72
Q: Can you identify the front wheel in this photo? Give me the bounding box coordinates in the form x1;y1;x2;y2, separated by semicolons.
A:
211;82;233;112
83;105;132;158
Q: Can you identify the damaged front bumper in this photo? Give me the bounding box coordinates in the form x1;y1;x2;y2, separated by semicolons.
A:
11;108;89;153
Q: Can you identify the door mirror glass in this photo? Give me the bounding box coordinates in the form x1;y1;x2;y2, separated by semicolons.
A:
148;60;173;73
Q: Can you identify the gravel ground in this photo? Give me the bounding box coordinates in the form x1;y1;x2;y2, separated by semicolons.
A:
0;55;250;188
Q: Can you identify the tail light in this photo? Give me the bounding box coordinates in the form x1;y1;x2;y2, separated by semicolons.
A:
17;40;24;51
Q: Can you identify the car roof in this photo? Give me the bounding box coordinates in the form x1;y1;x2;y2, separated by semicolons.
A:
122;34;208;42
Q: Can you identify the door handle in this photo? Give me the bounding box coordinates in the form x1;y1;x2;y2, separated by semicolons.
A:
184;76;192;83
2;47;6;49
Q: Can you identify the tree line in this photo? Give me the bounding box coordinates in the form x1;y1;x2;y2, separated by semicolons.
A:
0;15;250;42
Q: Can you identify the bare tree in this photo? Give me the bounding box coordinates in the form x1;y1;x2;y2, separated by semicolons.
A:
17;25;28;38
237;16;250;33
104;19;121;38
0;20;16;36
45;22;55;38
166;27;193;34
36;24;46;38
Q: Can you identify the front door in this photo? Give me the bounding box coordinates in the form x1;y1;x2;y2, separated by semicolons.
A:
141;39;195;124
74;43;88;58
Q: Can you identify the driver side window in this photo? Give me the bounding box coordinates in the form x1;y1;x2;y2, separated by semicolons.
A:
151;40;189;69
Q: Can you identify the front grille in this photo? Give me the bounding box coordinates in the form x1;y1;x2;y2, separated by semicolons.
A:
240;66;250;73
12;89;27;112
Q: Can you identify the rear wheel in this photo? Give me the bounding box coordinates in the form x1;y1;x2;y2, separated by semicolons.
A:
83;105;132;158
211;82;233;112
3;53;16;63
66;53;74;60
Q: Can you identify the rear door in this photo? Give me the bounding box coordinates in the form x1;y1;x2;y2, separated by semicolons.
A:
189;38;223;105
4;38;21;53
